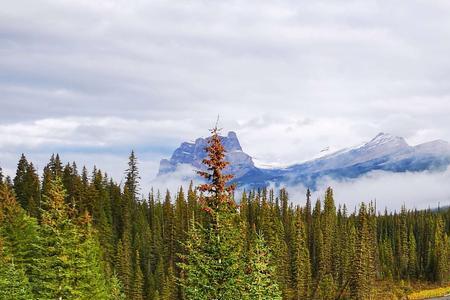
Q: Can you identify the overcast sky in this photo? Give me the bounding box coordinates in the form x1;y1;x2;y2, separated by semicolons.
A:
2;0;450;207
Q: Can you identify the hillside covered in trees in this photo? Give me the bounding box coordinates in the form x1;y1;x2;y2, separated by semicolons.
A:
0;128;449;299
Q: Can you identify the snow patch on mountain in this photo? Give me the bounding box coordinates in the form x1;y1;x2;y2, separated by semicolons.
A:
158;131;258;179
157;131;450;189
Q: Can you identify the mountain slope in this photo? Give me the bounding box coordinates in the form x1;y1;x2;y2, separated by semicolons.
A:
157;132;450;189
158;131;259;179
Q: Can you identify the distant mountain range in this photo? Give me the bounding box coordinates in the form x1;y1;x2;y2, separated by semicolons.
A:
157;132;450;189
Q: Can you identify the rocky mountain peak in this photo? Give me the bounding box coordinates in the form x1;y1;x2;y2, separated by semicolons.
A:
367;132;408;148
157;131;256;177
158;131;450;189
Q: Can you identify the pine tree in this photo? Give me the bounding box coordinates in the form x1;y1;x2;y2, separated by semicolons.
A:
315;273;335;300
154;255;165;295
311;199;322;278
116;183;134;298
34;176;110;299
0;183;34;300
110;274;126;300
0;181;41;295
13;154;29;209
34;176;80;299
161;264;176;300
399;206;409;278
174;186;188;261
305;188;313;271
408;226;418;279
259;191;291;297
245;232;282;300
0;258;33;300
162;189;174;269
350;203;375;300
76;213;110;299
125;150;140;201
132;250;144;300
116;237;133;297
13;154;41;217
433;216;449;283
179;126;246;299
178;217;208;300
293;208;312;300
321;187;336;278
154;290;161;300
174;186;188;298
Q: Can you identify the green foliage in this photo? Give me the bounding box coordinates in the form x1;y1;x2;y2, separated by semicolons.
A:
13;154;41;218
2;138;450;300
109;274;126;300
116;237;132;296
125;150;140;200
34;177;110;299
293;209;312;299
132;250;144;300
180;127;247;299
180;214;246;299
0;259;33;300
432;216;449;283
76;219;110;299
33;177;81;299
315;273;335;300
350;203;376;300
245;232;282;300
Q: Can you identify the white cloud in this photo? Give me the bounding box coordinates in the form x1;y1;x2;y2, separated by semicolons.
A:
281;169;450;212
0;117;201;149
2;0;450;207
148;164;203;196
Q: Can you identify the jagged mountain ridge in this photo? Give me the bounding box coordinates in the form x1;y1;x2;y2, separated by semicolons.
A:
158;131;259;179
157;132;450;189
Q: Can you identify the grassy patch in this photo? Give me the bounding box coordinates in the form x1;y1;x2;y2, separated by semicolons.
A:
408;286;450;299
370;281;450;299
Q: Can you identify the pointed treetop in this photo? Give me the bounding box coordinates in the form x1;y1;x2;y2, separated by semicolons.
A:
196;126;235;215
125;150;140;200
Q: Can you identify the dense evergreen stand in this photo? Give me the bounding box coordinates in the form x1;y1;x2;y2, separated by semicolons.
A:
0;130;449;299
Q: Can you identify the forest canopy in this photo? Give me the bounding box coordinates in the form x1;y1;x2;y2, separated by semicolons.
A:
0;129;449;299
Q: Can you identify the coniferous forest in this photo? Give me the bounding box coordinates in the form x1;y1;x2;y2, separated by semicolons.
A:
0;128;449;299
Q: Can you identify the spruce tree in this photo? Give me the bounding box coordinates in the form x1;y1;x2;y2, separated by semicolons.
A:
245;232;282;300
321;187;336;277
0;181;40;294
110;274;126;300
179;126;246;299
13;154;41;218
293;208;312;300
350;203;375;300
161;264;176;300
0;258;33;300
311;199;322;278
408;226;418;279
116;237;133;297
35;177;110;299
0;183;34;300
132;250;144;300
34;176;80;299
76;213;110;299
315;273;335;300
433;216;449;283
399;206;409;278
125;150;140;201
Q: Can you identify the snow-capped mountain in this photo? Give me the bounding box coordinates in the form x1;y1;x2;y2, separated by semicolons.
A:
158;131;259;179
157;132;450;189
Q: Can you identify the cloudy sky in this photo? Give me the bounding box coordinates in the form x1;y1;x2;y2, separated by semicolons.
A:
2;0;450;208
